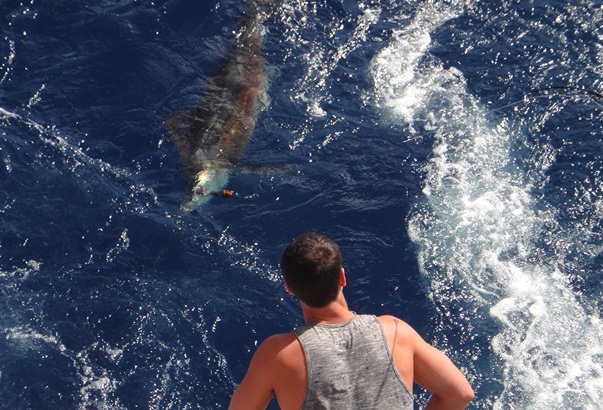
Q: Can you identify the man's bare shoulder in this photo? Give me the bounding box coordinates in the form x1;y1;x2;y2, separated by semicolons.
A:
255;331;306;396
255;332;301;360
258;332;298;347
377;315;422;345
229;332;303;410
377;315;417;333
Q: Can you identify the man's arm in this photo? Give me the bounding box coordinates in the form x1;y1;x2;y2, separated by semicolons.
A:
411;330;474;409
228;337;277;410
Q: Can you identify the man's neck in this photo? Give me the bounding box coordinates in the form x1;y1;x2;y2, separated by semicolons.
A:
300;293;355;324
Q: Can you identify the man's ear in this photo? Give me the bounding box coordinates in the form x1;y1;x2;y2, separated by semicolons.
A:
284;280;295;295
339;267;346;287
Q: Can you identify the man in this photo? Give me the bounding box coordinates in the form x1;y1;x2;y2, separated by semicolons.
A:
229;232;474;409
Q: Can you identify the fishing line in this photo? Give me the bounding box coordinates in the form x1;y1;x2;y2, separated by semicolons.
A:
530;86;603;99
489;85;603;113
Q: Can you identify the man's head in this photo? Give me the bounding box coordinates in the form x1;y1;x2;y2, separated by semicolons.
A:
280;232;343;308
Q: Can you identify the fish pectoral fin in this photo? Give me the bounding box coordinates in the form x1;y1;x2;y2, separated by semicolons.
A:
258;90;270;110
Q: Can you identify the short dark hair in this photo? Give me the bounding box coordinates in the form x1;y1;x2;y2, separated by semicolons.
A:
280;232;343;308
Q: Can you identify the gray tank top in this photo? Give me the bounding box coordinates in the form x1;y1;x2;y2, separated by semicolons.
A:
293;314;413;410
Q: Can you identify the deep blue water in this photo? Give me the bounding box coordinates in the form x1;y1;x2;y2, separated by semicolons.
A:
1;0;602;409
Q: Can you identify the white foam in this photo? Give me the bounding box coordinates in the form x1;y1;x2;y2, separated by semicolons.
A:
0;260;40;283
371;2;603;408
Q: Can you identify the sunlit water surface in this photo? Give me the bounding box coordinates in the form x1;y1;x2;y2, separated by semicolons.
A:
1;0;602;408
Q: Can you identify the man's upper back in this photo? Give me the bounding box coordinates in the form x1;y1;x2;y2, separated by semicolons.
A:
292;314;413;409
254;315;415;409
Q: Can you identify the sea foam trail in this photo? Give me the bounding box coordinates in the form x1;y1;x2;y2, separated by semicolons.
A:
370;2;603;409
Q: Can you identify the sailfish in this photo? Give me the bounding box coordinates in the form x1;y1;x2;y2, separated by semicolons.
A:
166;1;272;211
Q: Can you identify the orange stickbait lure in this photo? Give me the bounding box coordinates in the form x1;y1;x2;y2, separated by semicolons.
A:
212;189;234;199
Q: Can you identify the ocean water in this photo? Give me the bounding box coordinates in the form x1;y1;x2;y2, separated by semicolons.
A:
1;0;602;409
